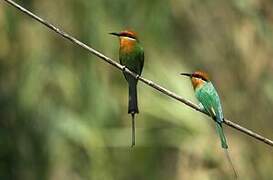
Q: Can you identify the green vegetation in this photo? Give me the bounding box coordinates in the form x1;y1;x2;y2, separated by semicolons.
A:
1;0;273;179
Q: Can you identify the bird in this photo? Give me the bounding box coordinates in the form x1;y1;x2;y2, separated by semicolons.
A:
180;71;237;178
110;30;144;147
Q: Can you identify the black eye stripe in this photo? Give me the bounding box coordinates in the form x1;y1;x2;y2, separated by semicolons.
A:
192;74;208;82
125;35;136;39
120;33;137;40
127;35;136;39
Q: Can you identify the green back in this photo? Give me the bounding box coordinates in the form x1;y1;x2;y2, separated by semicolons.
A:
195;82;224;123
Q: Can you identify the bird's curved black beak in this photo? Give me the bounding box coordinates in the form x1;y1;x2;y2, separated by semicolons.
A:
109;32;120;37
180;73;192;77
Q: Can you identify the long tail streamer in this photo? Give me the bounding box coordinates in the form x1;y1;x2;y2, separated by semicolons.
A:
131;113;135;147
224;149;238;179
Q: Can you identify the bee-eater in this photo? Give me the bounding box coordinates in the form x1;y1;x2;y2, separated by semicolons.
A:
181;71;237;178
110;30;144;147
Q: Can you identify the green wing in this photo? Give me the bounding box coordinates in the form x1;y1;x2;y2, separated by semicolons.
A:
195;82;223;123
138;47;144;75
195;82;228;149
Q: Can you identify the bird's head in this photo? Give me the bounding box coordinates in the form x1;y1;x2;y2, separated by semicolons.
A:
180;71;210;89
110;30;138;40
110;30;139;51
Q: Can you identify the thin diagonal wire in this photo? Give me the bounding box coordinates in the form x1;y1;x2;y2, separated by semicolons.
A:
2;0;273;147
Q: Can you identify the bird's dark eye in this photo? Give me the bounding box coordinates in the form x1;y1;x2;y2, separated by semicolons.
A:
193;74;208;82
120;33;136;40
126;35;136;40
128;35;136;39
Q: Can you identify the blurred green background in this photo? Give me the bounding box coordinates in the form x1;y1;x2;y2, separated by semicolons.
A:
1;0;273;179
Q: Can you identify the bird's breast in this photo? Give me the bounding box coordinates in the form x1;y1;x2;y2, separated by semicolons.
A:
120;38;136;53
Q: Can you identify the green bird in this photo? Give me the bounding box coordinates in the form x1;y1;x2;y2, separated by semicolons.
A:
110;30;144;147
181;71;237;178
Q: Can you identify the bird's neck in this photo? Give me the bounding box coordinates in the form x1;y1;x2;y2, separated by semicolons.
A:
120;37;137;53
192;78;206;90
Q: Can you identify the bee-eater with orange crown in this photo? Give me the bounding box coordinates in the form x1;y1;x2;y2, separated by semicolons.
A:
110;30;144;147
181;71;237;178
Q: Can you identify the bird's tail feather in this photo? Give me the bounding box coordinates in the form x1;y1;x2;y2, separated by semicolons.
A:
215;123;228;149
128;83;139;114
131;113;135;147
224;149;238;179
216;123;238;178
128;82;138;147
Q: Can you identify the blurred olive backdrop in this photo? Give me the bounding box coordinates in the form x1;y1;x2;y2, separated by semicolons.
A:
1;0;273;179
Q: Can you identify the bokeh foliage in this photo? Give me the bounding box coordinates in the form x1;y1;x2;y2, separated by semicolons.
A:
1;0;273;179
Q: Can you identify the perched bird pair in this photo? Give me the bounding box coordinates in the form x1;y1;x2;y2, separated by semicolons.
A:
110;29;237;177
